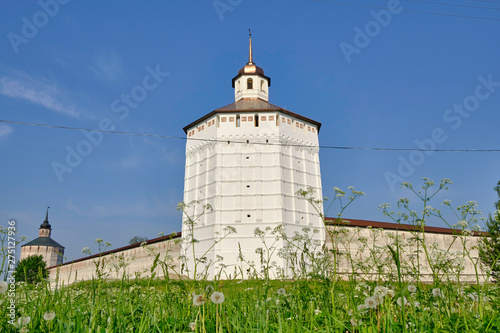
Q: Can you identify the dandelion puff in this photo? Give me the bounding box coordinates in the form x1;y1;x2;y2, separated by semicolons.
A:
0;281;8;293
364;296;378;309
350;318;363;326
357;304;367;311
18;316;31;325
189;322;196;331
407;285;417;293
374;286;388;297
387;289;395;298
277;288;286;296
432;288;442;297
192;294;206;306
210;291;224;304
43;311;56;321
397;297;408;306
414;301;421;308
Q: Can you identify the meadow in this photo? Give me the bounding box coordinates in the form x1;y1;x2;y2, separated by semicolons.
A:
2;178;499;332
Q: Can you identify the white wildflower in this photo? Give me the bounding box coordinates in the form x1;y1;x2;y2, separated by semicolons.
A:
277;288;286;296
414;301;420;308
189;322;196;331
314;308;321;316
407;285;417;293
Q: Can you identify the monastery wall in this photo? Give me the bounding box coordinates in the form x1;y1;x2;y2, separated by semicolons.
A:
48;222;488;285
326;222;488;283
49;236;182;286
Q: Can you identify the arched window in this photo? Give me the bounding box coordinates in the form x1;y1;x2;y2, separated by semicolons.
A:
237;80;240;91
247;78;253;89
254;114;259;127
236;115;240;127
260;80;264;91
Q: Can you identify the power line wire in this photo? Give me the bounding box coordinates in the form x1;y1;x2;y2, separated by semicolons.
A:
312;0;500;21
409;0;500;11
2;119;500;152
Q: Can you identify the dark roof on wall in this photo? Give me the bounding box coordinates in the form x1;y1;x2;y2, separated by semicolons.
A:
328;218;486;236
22;237;65;248
48;232;182;269
183;99;322;133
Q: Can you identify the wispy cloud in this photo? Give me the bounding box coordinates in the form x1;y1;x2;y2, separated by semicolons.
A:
91;51;123;81
0;124;14;140
0;71;82;118
65;197;79;212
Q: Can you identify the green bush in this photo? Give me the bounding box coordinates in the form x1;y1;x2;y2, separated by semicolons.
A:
14;255;48;284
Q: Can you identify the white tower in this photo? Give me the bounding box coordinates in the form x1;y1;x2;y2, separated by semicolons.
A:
181;33;324;279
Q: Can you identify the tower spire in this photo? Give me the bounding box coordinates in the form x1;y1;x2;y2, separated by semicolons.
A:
248;29;253;64
44;206;50;223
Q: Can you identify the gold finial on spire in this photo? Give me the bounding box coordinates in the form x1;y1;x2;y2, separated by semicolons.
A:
248;29;253;64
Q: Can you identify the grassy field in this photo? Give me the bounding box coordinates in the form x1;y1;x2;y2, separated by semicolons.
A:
1;276;499;332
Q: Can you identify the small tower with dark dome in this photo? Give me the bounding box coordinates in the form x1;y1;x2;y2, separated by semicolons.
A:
20;207;65;267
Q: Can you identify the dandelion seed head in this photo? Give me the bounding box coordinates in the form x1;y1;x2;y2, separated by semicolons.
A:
192;294;206;306
357;304;367;311
43;311;56;321
0;281;8;294
374;286;388;297
277;288;286;296
211;291;224;304
18;316;31;326
432;288;442;297
407;285;417;293
397;297;408;306
364;296;378;309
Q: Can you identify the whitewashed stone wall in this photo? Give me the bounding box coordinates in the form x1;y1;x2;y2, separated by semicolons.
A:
49;224;488;284
326;224;488;283
49;237;182;286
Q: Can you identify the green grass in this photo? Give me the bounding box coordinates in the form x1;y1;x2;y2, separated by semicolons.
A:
2;277;499;332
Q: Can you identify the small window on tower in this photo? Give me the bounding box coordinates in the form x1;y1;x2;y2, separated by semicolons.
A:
247;78;253;89
260;80;264;91
255;114;259;127
236;115;240;127
237;80;241;91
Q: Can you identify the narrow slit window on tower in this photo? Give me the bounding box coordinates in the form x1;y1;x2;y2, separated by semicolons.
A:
237;80;241;91
254;114;259;127
260;80;264;91
247;78;253;89
236;115;240;127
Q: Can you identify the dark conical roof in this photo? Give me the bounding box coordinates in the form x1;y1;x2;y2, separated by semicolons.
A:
40;206;51;230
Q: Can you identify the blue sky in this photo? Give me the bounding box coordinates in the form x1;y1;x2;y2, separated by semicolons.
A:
1;0;499;262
